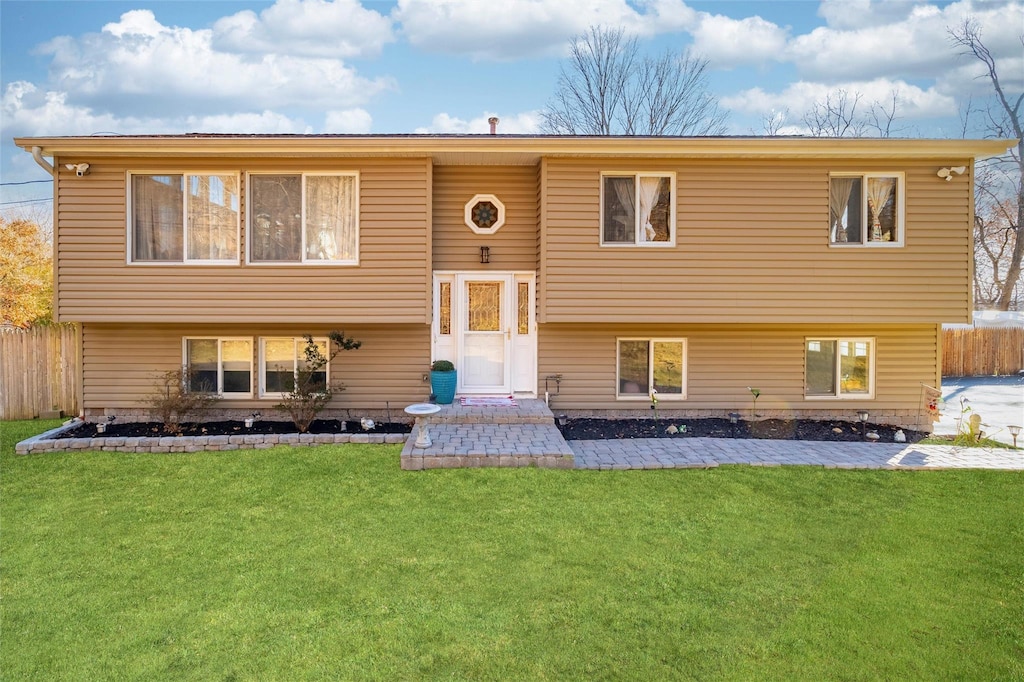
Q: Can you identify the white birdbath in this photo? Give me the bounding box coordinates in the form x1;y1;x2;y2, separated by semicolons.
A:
405;403;441;448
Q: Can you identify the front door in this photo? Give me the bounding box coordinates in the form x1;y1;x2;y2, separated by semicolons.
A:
459;274;512;394
432;272;536;397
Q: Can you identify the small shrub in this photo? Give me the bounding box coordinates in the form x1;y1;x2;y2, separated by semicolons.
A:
431;359;455;372
275;331;361;433
146;369;222;434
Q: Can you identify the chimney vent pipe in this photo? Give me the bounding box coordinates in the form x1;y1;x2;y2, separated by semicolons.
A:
488;117;499;135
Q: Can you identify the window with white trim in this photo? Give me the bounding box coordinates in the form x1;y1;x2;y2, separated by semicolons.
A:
617;338;687;399
829;173;904;246
184;338;252;396
259;337;329;398
805;338;874;398
248;173;359;264
601;173;675;246
130;174;240;263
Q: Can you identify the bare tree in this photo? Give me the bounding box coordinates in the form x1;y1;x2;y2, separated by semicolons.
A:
866;89;903;137
802;89;866;137
950;18;1024;310
758;108;789;136
541;26;727;136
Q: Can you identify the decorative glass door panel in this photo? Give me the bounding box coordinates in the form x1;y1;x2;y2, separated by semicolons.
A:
462;280;508;390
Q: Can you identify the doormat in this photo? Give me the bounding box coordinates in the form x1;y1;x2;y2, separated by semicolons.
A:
459;397;518;407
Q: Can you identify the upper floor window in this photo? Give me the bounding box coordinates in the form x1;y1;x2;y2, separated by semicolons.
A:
130;174;240;263
601;173;675;246
249;173;359;264
829;173;904;246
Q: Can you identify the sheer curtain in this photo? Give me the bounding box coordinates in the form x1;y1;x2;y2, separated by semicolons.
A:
306;175;356;261
608;177;635;242
132;175;183;261
829;177;855;243
637;177;662;242
866;177;895;242
186;175;238;261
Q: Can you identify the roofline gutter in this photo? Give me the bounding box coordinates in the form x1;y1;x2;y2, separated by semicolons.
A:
30;146;54;176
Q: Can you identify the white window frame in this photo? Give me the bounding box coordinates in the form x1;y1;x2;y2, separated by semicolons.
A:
828;172;905;248
464;194;506;234
804;337;876;400
246;172;360;266
126;172;241;265
600;171;677;247
615;337;688;400
182;337;253;398
258;337;331;399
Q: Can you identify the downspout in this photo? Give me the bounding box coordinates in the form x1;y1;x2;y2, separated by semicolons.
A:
31;146;54;175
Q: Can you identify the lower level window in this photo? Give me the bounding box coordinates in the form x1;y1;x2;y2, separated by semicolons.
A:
617;338;686;399
805;338;874;398
260;337;328;397
184;338;252;396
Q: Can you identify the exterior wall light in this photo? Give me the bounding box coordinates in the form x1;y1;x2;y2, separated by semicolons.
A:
480;246;490;264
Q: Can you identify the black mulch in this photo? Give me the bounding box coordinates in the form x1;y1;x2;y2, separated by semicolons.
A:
54;419;413;439
557;418;927;443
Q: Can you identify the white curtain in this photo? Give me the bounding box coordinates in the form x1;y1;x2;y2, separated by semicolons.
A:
866;177;895;242
829;177;855;243
638;177;662;242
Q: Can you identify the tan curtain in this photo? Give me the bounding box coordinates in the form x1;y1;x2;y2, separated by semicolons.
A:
829;177;855;243
305;175;356;260
132;175;183;261
638;177;662;242
866;177;895;241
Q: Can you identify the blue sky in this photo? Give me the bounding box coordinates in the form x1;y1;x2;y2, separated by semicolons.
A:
2;0;1022;218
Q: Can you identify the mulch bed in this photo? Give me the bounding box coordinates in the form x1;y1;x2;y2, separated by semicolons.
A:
54;420;413;439
557;418;927;444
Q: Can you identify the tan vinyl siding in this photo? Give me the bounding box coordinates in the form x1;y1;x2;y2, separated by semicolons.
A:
539;323;938;419
81;323;430;410
540;158;974;324
55;157;431;324
431;165;538;271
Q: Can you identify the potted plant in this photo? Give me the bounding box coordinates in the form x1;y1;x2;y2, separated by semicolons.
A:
430;360;457;405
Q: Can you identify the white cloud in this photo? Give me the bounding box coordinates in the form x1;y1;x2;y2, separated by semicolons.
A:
37;10;394;116
788;0;1024;86
213;0;394;58
690;13;789;68
817;0;924;30
393;0;696;60
2;81;313;138
324;108;373;133
721;79;958;122
414;111;542;134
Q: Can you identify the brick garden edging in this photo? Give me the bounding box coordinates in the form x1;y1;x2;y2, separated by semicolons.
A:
15;422;406;456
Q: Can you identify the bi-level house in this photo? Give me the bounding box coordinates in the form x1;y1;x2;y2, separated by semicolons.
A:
16;134;1012;430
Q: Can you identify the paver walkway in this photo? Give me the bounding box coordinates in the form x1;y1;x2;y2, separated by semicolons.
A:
398;397;1023;471
569;437;1024;470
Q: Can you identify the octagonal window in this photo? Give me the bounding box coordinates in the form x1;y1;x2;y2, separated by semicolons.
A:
465;194;505;234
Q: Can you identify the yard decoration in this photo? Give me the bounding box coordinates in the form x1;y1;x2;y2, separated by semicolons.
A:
430;360;457;405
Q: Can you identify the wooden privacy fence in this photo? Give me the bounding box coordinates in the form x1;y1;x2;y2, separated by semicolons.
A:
0;325;79;420
943;327;1024;377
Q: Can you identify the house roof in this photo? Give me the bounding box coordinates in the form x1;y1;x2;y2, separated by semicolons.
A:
15;134;1016;165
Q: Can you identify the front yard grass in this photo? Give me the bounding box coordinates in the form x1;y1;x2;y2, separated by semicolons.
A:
2;419;1022;680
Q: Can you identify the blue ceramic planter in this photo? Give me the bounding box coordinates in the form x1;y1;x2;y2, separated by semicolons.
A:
430;370;457;405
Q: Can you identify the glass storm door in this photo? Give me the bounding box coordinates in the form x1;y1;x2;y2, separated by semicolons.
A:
459;275;512;394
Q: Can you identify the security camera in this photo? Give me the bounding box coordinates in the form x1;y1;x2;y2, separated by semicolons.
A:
65;163;90;177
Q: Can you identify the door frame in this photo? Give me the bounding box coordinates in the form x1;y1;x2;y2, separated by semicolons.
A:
432;271;537;397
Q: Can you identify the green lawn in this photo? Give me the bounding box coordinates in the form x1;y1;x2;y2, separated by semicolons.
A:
2;419;1022;681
